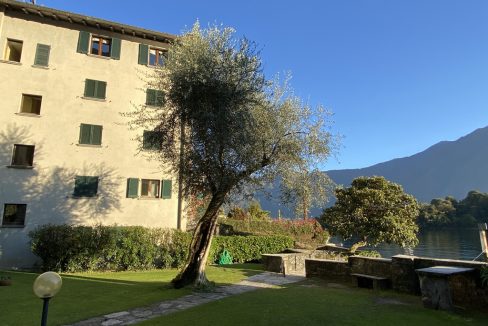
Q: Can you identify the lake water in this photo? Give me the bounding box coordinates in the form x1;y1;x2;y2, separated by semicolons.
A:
332;228;485;261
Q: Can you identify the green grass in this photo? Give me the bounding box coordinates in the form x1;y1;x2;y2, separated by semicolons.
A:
0;264;262;326
141;278;487;326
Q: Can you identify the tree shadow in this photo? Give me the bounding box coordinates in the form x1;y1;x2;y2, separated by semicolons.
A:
0;123;122;268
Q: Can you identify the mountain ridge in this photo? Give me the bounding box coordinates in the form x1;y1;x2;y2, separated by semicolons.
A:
256;125;488;217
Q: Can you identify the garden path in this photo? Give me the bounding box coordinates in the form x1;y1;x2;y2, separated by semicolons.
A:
66;272;305;326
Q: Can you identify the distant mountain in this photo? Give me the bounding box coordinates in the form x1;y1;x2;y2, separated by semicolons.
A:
327;126;488;202
256;126;488;217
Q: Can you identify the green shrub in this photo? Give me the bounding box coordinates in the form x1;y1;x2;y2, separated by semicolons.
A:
219;218;328;247
29;225;290;272
210;235;294;263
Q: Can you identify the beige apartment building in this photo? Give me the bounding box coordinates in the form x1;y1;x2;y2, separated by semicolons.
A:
0;0;185;269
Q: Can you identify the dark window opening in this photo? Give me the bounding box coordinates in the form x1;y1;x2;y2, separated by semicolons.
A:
2;204;27;226
20;94;42;115
5;39;23;62
11;144;34;167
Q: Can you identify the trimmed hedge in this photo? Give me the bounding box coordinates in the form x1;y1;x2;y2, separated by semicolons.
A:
219;218;329;247
29;225;292;272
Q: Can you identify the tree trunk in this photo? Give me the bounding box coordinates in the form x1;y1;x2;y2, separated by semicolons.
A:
171;191;227;289
303;194;309;219
349;241;367;254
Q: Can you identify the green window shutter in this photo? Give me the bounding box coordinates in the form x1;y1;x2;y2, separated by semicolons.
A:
77;31;90;54
161;179;172;199
146;89;156;106
79;124;91;144
126;178;139;198
74;176;98;197
138;44;149;65
95;81;107;99
84;79;96;97
34;44;50;66
156;90;164;106
91;125;103;145
85;176;99;197
143;130;161;150
110;38;121;60
74;176;85;196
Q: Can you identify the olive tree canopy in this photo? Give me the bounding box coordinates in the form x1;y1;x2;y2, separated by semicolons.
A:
127;23;335;288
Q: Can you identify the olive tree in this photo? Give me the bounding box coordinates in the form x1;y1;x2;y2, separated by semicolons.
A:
127;23;334;288
321;176;420;253
280;166;334;219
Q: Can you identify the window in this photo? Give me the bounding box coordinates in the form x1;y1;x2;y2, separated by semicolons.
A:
34;44;51;67
149;48;166;66
79;124;103;145
126;178;172;199
143;130;162;150
138;44;167;66
91;36;111;57
84;79;107;99
4;39;23;62
161;179;172;199
77;31;121;60
11;144;34;167
73;176;99;197
20;94;42;115
146;89;164;106
141;179;160;198
2;204;26;226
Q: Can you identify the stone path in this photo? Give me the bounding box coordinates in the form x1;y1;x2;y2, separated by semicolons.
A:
67;272;305;326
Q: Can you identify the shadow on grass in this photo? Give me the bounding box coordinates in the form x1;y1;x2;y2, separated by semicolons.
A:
0;264;265;325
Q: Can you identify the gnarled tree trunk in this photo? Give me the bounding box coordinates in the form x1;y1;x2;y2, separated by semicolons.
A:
349;241;367;254
171;191;227;289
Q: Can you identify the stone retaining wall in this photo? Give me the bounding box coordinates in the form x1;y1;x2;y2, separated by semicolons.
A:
263;251;488;309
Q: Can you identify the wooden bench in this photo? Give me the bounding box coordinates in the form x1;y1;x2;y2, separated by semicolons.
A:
351;273;390;290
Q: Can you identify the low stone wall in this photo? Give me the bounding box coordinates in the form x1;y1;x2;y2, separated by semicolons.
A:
299;254;488;309
305;258;350;282
349;256;392;278
262;249;346;275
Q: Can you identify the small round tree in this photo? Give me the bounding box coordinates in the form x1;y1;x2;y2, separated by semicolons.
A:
321;176;420;253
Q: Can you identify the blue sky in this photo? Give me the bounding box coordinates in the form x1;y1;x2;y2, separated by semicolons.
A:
38;0;488;170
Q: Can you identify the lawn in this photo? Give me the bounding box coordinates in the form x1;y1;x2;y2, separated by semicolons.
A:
140;278;487;326
0;264;262;326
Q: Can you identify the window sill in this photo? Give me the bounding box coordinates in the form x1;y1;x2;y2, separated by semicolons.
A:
138;197;161;200
0;59;22;65
15;112;41;117
81;96;106;102
70;195;99;199
86;53;111;60
6;165;34;169
31;64;49;70
0;225;25;228
76;144;102;148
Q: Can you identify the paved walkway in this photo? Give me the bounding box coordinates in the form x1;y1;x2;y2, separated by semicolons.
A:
67;272;305;326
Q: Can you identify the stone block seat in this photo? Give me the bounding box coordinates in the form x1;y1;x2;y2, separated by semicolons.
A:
351;273;390;290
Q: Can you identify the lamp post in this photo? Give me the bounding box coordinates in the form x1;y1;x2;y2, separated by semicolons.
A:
33;272;62;326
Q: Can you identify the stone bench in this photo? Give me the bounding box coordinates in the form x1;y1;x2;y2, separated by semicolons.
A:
351;273;390;290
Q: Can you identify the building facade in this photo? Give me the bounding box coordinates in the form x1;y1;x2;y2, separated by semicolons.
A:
0;0;184;269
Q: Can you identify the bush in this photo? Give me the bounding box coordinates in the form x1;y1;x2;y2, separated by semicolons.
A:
210;235;294;263
219;218;328;247
29;225;290;272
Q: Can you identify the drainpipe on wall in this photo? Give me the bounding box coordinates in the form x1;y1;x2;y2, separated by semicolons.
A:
176;115;186;230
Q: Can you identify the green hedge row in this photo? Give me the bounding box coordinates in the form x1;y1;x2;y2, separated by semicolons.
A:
29;225;293;272
219;218;329;247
